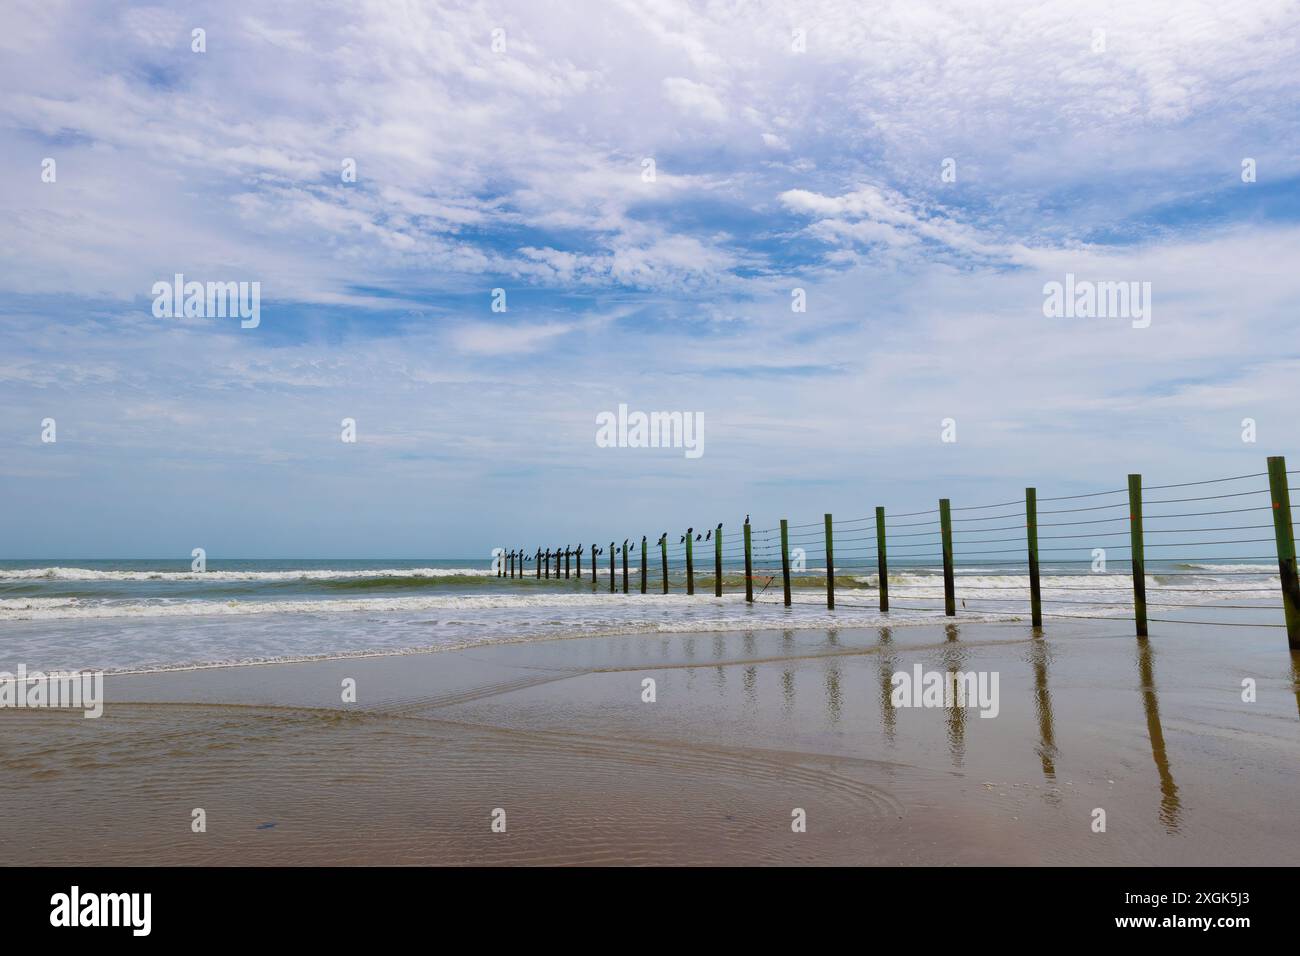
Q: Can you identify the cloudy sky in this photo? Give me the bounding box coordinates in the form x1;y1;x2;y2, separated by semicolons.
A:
2;0;1298;558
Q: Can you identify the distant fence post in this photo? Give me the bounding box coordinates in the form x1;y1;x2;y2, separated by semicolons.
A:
780;518;792;607
743;518;753;603
640;536;647;594
660;535;669;594
565;547;571;579
824;514;835;609
622;540;629;593
1026;487;1042;628
686;529;695;595
875;507;888;612
1266;456;1300;649
1128;474;1147;637
714;525;722;597
576;545;583;580
609;542;616;593
591;544;597;583
544;549;550;579
940;499;955;616
535;548;541;579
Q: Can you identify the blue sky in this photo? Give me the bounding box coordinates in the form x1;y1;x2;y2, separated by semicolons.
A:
2;0;1299;558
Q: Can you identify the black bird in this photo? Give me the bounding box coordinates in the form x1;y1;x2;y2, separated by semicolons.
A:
679;535;685;544
695;533;702;541
745;514;750;524
705;530;711;541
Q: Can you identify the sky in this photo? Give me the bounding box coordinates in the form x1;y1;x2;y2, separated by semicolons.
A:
1;0;1299;558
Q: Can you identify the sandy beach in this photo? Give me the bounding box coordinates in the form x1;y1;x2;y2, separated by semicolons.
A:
3;618;1296;866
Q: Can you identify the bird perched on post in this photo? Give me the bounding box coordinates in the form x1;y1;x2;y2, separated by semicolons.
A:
704;530;711;541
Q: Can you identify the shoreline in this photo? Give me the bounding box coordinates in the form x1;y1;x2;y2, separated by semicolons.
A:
2;619;1298;865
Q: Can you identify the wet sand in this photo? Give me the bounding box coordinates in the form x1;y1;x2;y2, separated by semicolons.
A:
1;618;1297;865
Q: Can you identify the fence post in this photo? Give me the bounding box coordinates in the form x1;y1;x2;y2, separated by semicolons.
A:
1266;456;1300;649
780;518;792;607
544;549;550;580
824;513;835;609
876;507;889;612
660;535;669;594
565;547;571;579
640;536;647;594
576;545;583;580
535;548;541;579
940;499;955;616
686;529;695;595
609;542;616;593
714;524;723;597
1128;474;1147;637
622;540;629;594
591;544;598;583
1026;487;1042;628
744;518;753;603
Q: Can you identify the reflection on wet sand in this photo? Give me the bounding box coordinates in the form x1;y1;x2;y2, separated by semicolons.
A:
1291;651;1300;719
1136;637;1181;832
1029;635;1057;781
877;627;898;744
939;624;967;767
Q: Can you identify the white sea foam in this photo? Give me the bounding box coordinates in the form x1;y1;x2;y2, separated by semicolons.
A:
0;566;489;582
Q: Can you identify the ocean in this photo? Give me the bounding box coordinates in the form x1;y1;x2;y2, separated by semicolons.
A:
0;558;1285;674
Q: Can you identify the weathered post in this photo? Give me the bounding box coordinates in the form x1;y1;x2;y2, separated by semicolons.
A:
1266;456;1300;649
714;524;723;597
743;517;753;603
609;542;616;593
686;529;695;596
824;513;835;609
576;545;583;580
780;519;792;607
940;499;955;616
622;539;629;594
1026;488;1042;628
591;544;598;583
1128;474;1147;637
875;507;889;612
565;547;571;579
660;534;669;594
535;548;541;579
544;548;551;580
640;536;647;594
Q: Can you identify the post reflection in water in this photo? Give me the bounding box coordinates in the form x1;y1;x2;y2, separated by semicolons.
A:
877;627;898;744
1291;651;1300;720
1029;634;1058;785
1136;637;1181;833
781;630;797;714
742;632;757;706
940;625;967;767
824;659;842;724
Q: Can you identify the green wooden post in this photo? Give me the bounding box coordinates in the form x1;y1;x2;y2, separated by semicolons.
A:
564;547;571;579
940;499;955;616
544;549;550;579
1266;456;1300;649
686;529;695;596
780;518;792;607
875;507;888;612
591;544;597;583
640;536;647;594
1026;487;1042;628
576;546;583;580
743;518;753;603
1128;474;1147;637
622;539;629;594
660;534;669;594
824;514;835;609
535;548;540;579
609;542;616;593
714;525;722;597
